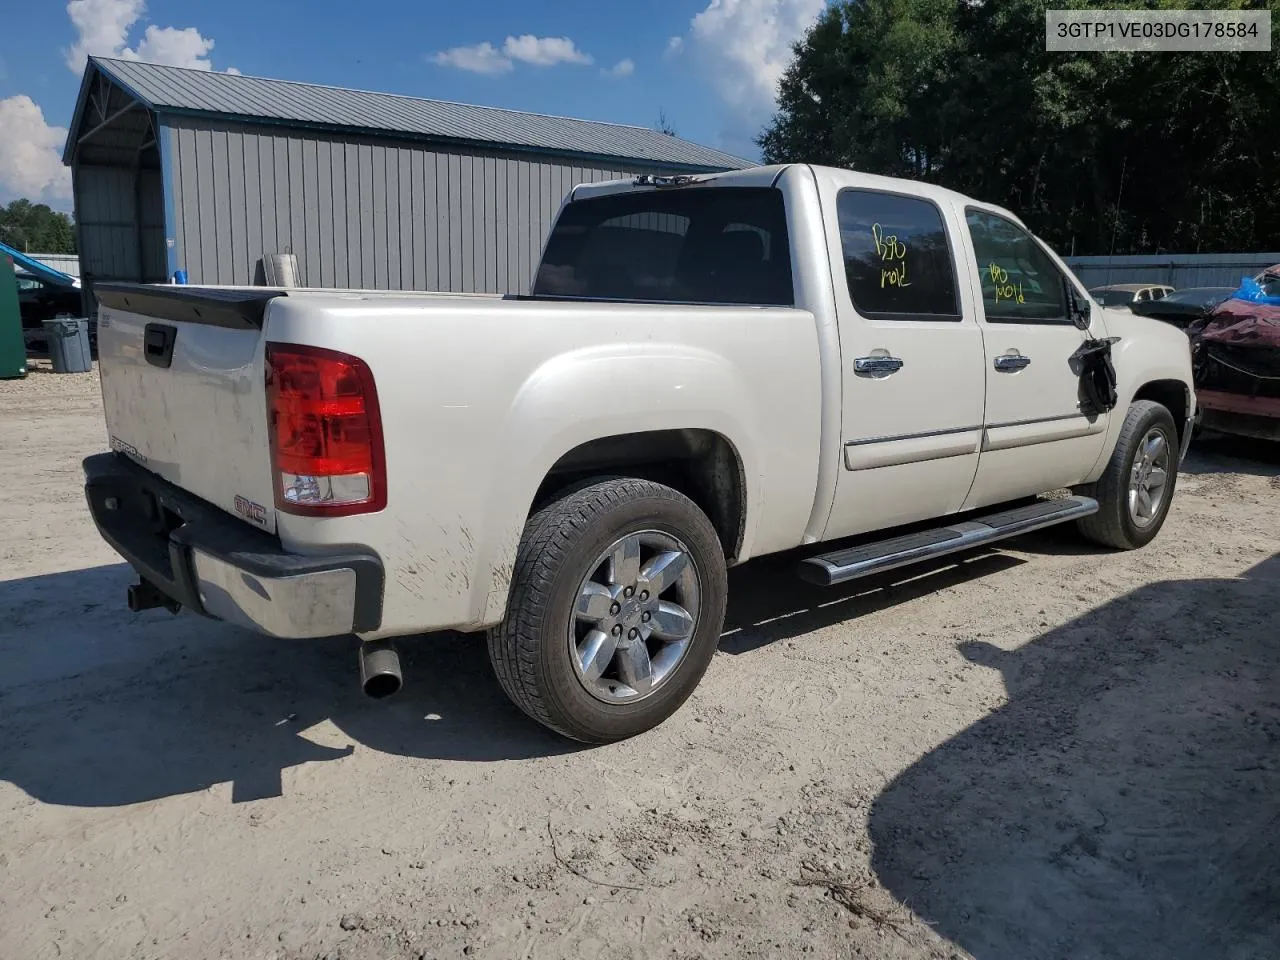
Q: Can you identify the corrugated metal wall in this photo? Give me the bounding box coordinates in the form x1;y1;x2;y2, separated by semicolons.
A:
1065;253;1280;290
74;164;166;284
138;168;167;280
29;254;81;277
163;115;653;292
76;166;135;280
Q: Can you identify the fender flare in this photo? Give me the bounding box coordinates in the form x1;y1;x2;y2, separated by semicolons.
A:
463;343;764;627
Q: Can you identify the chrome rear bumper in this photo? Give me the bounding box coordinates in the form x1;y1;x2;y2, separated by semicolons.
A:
84;452;384;638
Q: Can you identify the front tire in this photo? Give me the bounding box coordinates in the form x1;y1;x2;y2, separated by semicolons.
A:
1076;400;1179;549
488;478;728;743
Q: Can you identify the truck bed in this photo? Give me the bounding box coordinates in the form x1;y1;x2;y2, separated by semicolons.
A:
93;282;823;636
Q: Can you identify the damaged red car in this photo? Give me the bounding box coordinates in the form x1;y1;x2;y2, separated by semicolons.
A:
1189;266;1280;441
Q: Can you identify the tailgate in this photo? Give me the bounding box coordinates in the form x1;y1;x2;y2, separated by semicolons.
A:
94;283;285;534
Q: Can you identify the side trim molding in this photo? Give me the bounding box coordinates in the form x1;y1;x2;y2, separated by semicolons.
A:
844;412;1109;469
983;413;1105;452
844;425;982;471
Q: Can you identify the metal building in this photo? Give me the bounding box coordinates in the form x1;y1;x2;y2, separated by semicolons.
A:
63;57;748;300
1064;253;1280;290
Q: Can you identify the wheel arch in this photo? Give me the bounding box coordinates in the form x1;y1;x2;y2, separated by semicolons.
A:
531;427;749;561
1133;379;1191;448
467;345;764;628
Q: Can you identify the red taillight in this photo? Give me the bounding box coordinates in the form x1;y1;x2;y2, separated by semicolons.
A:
265;343;386;516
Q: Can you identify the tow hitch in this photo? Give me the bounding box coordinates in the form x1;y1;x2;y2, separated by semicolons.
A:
127;579;181;615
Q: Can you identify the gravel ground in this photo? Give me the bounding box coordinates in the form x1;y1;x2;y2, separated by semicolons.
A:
1;364;1277;960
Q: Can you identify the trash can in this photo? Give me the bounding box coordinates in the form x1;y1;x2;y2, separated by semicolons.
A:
43;317;93;373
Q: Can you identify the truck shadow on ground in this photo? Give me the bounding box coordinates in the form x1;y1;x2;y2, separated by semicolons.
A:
868;553;1280;960
0;564;576;808
0;545;1032;808
720;548;1025;655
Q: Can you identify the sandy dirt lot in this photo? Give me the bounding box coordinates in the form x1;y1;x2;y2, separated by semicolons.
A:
2;363;1278;960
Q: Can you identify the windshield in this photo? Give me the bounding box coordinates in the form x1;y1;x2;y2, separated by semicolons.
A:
1161;289;1228;308
533;186;794;306
1092;289;1137;307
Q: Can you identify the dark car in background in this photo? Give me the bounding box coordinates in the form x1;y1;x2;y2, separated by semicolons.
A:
16;270;84;354
17;270;83;325
1131;286;1237;329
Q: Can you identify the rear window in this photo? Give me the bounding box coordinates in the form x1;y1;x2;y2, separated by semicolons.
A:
533;187;793;306
837;189;960;321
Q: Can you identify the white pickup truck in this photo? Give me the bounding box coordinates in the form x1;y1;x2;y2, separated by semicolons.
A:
85;164;1195;742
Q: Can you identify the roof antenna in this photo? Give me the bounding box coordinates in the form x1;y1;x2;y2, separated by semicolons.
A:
1106;156;1127;287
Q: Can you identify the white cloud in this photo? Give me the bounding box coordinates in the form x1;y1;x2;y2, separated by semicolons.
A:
63;0;230;73
0;96;73;202
64;0;142;73
603;58;635;78
431;35;594;74
665;36;684;57
126;24;215;70
684;0;824;125
502;35;592;67
431;42;513;75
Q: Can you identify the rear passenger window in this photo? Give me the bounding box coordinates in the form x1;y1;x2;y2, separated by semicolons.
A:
534;187;793;306
837;190;960;321
966;210;1069;323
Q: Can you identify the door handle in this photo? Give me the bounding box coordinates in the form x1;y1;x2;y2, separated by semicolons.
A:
143;323;177;369
854;356;905;376
994;354;1031;372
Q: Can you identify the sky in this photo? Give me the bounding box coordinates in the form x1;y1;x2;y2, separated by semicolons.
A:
0;0;830;211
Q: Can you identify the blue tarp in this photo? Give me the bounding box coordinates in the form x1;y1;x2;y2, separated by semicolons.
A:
0;240;78;288
1228;275;1280;307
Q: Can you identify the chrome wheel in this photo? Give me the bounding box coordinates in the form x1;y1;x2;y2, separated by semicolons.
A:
569;530;701;704
1128;426;1171;528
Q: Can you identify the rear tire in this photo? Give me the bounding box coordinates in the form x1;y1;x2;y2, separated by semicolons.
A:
488;478;728;743
1076;400;1179;549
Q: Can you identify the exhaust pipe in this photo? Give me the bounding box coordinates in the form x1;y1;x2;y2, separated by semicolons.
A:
358;639;402;699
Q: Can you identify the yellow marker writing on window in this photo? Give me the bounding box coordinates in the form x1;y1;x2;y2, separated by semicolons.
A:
989;263;1024;304
873;223;911;288
872;223;907;261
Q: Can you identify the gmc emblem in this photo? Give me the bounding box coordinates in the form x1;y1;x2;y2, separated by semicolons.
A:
234;495;268;526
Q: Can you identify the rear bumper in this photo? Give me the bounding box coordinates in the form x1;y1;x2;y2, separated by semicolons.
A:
83;452;384;637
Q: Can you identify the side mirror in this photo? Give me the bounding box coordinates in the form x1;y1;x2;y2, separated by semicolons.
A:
1067;285;1092;330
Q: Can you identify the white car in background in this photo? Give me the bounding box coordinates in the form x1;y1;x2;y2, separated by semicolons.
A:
1089;283;1176;310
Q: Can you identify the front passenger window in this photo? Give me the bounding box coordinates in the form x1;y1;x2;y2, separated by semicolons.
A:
966;210;1069;324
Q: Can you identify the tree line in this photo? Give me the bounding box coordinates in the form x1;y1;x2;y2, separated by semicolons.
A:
0;200;77;255
758;0;1280;256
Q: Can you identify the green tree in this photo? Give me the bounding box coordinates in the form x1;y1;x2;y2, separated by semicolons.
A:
0;200;77;254
759;0;1280;255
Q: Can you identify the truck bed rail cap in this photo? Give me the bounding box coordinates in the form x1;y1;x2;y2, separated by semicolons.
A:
94;282;288;330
